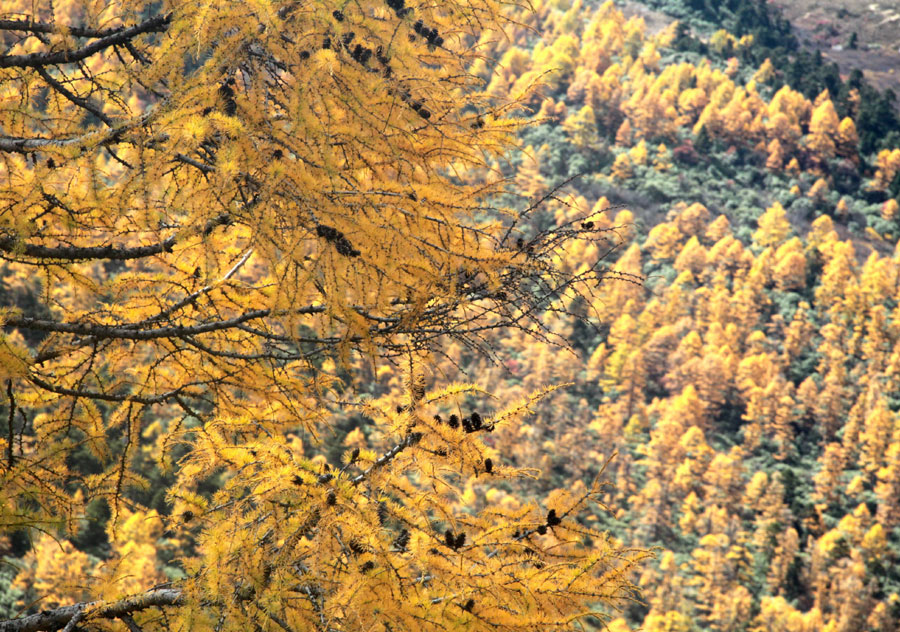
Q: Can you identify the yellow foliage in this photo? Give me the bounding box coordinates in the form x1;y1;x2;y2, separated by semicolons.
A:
725;56;739;77
611;152;634;180
861;524;886;558
808;177;829;200
752;595;823;632
653;143;672;171
13;536;95;608
872;148;900;190
766;138;785;170
709;30;735;56
0;0;651;629
809;214;838;245
0;333;30;381
807;97;840;159
705;214;732;242
753;202;791;248
674;236;708;276
835;198;849;217
837;117;859;157
615;118;633;146
753;58;775;83
773;244;806;291
10;2;900;630
643;610;693;632
646;222;684;260
563;105;600;148
629;139;649;166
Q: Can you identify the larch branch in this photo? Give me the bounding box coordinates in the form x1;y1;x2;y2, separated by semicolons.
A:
0;109;163;153
0;213;231;262
0;588;183;632
8;309;278;340
26;373;185;404
0;19;143;39
34;66;113;126
0;14;171;69
351;432;422;485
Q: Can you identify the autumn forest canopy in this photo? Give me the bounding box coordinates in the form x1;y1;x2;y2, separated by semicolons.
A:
3;0;900;630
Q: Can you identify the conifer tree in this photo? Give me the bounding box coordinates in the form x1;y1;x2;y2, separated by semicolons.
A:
0;0;645;630
807;95;840;160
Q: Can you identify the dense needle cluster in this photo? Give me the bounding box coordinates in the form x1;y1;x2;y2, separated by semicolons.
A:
374;45;392;77
359;560;376;572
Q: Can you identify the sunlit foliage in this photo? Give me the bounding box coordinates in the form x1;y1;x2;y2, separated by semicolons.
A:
0;0;646;629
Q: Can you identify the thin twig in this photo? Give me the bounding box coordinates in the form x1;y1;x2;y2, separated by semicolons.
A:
5;379;14;468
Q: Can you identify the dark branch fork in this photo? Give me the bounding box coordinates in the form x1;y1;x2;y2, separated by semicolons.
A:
0;14;172;69
33;66;114;127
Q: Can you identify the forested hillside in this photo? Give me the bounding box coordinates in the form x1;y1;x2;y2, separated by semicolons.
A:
4;0;900;630
407;0;900;629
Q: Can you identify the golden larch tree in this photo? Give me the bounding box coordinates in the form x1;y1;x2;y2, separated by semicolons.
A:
0;0;646;630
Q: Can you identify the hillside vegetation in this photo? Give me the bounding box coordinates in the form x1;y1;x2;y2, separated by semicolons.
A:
412;0;900;629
